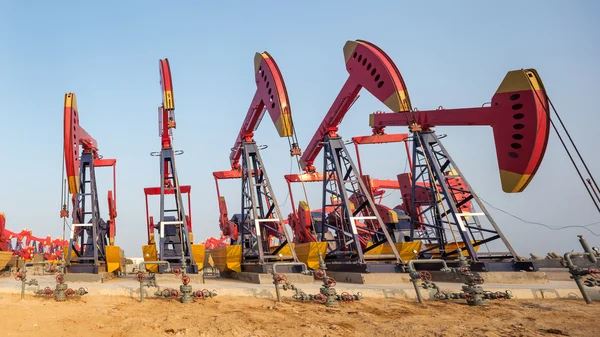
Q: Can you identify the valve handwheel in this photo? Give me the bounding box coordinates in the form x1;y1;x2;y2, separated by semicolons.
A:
340;292;353;302
136;271;145;282
14;271;22;281
315;293;327;304
195;290;205;299
325;277;337;288
44;287;53;296
315;269;326;279
78;287;87;293
56;274;64;284
588;267;600;279
275;274;287;284
170;289;179;298
418;271;432;282
182;275;191;285
172;267;182;276
66;288;75;297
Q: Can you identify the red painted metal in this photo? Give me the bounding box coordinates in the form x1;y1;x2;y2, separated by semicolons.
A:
212;171;243;240
352;132;412;177
299;40;413;173
143;185;193;242
159;59;175;150
283;172;326;221
229;52;293;170
369;70;550;193
64;93;99;195
213;51;296;248
64;93;118;245
0;213;7;251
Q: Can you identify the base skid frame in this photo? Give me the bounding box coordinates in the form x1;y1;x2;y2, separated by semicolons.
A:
321;261;405;274
66;264;106;274
411;260;537;272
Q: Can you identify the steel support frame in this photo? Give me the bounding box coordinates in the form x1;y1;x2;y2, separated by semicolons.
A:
157;147;198;274
319;136;402;272
409;131;519;263
239;141;299;273
66;152;106;274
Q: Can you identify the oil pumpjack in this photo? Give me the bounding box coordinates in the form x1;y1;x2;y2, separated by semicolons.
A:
63;93;124;274
211;51;302;274
357;39;550;271
141;59;203;274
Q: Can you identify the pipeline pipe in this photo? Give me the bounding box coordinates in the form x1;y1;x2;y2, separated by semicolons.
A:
24;261;53;273
138;261;172;273
562;235;600;304
578;235;598;263
407;259;451;304
272;262;309;275
407;259;450;273
564;252;593;304
18;263;48;299
272;262;309;302
137;261;171;302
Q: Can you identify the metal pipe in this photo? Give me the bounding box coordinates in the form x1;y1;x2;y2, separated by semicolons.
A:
137;261;171;302
272;262;308;275
563;252;593;304
406;259;450;304
138;261;172;273
407;259;450;273
272;262;308;302
578;235;598;263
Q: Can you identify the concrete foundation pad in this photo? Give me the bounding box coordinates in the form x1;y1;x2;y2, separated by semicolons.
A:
63;272;114;283
326;271;412;284
429;271;549;284
1;276;599;302
221;271;315;284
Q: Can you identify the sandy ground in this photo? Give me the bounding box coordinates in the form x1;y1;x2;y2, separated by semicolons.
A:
0;294;598;337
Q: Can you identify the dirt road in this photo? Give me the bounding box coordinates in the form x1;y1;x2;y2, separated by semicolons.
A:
0;294;598;336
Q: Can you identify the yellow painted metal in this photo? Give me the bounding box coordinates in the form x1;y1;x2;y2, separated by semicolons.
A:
62;245;77;259
189;232;194;244
364;241;423;261
191;244;205;271
106;245;125;273
425;241;480;258
294;242;328;270
142;244;159;273
268;243;296;261
209;245;242;273
0;251;12;271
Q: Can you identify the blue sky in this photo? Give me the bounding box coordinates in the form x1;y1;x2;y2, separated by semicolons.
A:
1;1;599;257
